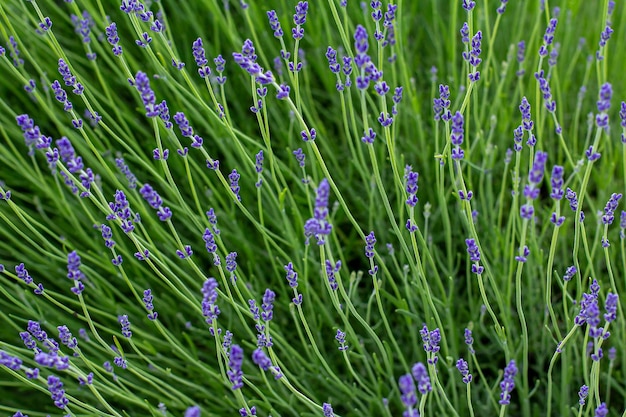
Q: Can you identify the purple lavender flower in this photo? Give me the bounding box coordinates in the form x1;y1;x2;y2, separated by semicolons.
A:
47;375;69;409
420;325;441;364
519;97;533;131
464;328;475;354
203;228;218;258
7;36;24;67
597;24;613;60
226;252;238;283
276;83;290;99
228;344;244;390
539;18;558;57
465;238;484;274
325;260;341;290
450;111;465;160
252;348;272;371
118;315;132;338
267;10;283;38
578;385;589;405
602;193;622;225
67;251;85;295
35;351;69;371
322;403;335;417
433;84;451;121
115;158;137;189
468;31;483;81
27;321;47;342
58;58;83;94
404;165;419;207
463;0;476;11
549;165;564;200
143;289;158;320
134;71;159;117
496;0;508;14
520;151;547;220
184;406;201;417
51;80;73;111
604;293;618;322
140;183;172;221
105;22;123;56
325;46;340;75
460;22;470;43
335;329;348;351
361;127;376;144
536;73;556;112
399;374;417;415
0;351;22;371
57;326;78;349
596;83;612;130
71;10;94;45
563;266;576;282
575;280;601;333
284;262;298;288
412;362;432;394
135;31;152;47
304;179;333;244
456;358;472;383
516;40;526;76
293;148;306;169
20;331;36;349
354;24;370;69
292;1;309;40
594;403;609;417
364;232;378;273
499;360;517;405
548;43;560;67
228;169;241;202
15;263;33;285
201;277;220;327
261;289;275;322
192;38;211;78
114;356;127;369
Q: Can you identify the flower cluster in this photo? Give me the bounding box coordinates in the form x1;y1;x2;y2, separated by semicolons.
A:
549;165;565;226
420;325;441;365
67;251;86;295
227;344;244;390
520;150;548;221
201;278;220;332
499;360;517;405
143;289;158;320
465;238;484;274
140;183;172;221
105;22;123;56
304;179;332;244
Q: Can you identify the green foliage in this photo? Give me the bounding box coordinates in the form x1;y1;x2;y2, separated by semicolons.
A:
0;0;624;416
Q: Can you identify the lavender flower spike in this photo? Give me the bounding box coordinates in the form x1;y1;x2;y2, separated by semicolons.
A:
398;374;417;415
228;344;244;390
499;360;517;405
304;178;333;244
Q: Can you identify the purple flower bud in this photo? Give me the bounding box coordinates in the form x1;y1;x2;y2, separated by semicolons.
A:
227;344;244;390
335;329;348;351
304;179;333;244
456;358;472;383
412;362;432;394
499;360;517;405
229;169;241;202
398;373;417;411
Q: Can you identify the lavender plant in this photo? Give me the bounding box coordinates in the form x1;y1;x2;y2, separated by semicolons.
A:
0;0;625;416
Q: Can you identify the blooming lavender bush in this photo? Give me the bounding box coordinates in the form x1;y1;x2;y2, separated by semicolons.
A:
0;0;625;416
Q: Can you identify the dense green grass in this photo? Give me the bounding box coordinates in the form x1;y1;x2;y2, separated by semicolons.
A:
0;0;625;416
